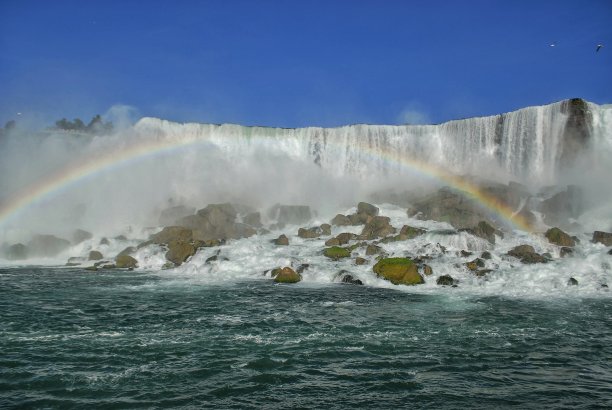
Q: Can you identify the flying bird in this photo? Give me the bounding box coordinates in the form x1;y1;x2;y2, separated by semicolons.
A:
549;42;556;47
596;44;603;52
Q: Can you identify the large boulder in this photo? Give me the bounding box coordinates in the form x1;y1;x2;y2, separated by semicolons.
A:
507;245;548;264
150;226;193;244
28;234;71;257
331;214;351;226
88;250;104;260
165;240;197;266
545;227;575;247
273;234;289;246
159;205;196;226
357;202;379;217
592;231;612;246
461;221;500;244
175;203;254;241
436;275;456;286
360;216;396;240
272;267;302;283
540;185;584;228
373;257;424;285
115;254;138;269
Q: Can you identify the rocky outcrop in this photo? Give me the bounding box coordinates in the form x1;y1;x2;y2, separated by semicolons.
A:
592;231;612;246
559;98;592;167
360;216;396;240
28;234;71;257
331;214;351;226
272;267;301;283
545;227;575;247
507;245;548;264
115;254;137;269
373;257;424;285
540;186;584;228
176;203;255;241
88;250;103;260
298;224;331;239
461;221;501;244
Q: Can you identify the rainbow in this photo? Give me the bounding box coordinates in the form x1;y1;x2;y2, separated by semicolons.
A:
0;128;533;232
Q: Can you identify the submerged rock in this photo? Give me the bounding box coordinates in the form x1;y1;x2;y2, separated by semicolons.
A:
560;247;574;258
545;227;575;247
340;274;363;285
373;257;423;285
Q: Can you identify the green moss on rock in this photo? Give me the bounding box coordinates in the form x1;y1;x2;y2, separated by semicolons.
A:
273;267;301;283
373;257;424;285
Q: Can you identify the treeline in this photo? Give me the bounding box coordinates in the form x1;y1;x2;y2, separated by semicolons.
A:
54;115;113;133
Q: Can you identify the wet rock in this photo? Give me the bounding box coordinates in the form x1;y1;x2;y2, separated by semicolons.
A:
436;275;456;286
474;269;493;277
296;264;310;274
560;247;573;258
99;237;110;246
115;254;137;269
567;277;579;286
117;246;136;257
273;234;289;246
481;251;492;260
360;216;396;240
336;232;357;245
176;203;253;241
320;224;332;236
325;237;340;246
373;257;424;285
465;258;485;271
422;264;433;276
399;225;426;239
608;248;612;255
461;221;500;244
273;267;301;284
324;246;351;260
507;245;548;264
593;231;612;246
4;243;28;260
88;250;103;260
165;240;197;266
355;257;367;265
357;202;379;217
460;250;473;257
365;244;382;256
331;214;351;226
28;234;71;257
298;226;322;239
242;212;262;228
340;274;363;285
72;229;93;244
545;227;575;247
150;226;193;244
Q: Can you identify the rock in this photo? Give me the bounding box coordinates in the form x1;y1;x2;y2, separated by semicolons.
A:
165;240;197;266
545;227;575;247
399;225;426;239
567;277;579;286
5;243;28;260
117;246;136;257
360;216;396;239
460;250;473;257
465;258;485;271
461;221;500;244
336;232;357;245
159;205;196;226
115;254;137;269
373;257;424;285
320;224;332;236
28;234;71;257
88;250;103;260
593;231;612;246
66;256;84;266
298;227;321;239
273;234;289;246
474;269;493;277
481;251;492;260
150;226;193;244
355;257;367;265
365;244;382;256
273;267;301;283
324;246;351;260
233;223;257;239
540;185;584;228
349;213;370;225
331;214;351;226
242;212;262;228
340;274;363;285
507;245;548;264
422;264;433;276
72;229;93;244
99;237;110;246
436;275;456;286
357;202;379;217
176;203;252;241
84;266;98;271
296;264;310;274
560;247;574;258
608;248;612;256
269;204;312;225
325;237;340;246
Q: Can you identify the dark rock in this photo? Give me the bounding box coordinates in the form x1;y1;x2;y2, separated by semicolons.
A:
461;221;500;244
331;214;351;226
507;245;548;264
340;274;363;285
296;264;310;274
88;250;103;260
545;227;575;247
355;257;367;265
115;254;137;269
460;250;473;257
481;251;492;260
373;257;423;285
99;237;110;246
608;248;612;256
593;231;612;246
466;258;485;271
5;243;28;260
72;229;93;244
357;202;379;217
560;247;574;258
28;234;70;257
436;275;456;286
273;234;289;246
336;232;357;245
567;277;579;286
273;267;301;283
365;244;382;256
559;99;592;168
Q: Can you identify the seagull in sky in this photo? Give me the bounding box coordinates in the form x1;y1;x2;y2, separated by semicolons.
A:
549;42;556;47
596;44;603;52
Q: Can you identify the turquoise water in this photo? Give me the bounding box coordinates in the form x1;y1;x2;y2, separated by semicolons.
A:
1;267;611;409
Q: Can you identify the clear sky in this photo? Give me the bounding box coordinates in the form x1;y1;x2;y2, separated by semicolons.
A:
0;0;610;128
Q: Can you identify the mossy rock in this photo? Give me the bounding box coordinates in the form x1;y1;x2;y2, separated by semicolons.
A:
545;227;575;247
273;267;301;283
324;246;351;259
115;254;138;269
373;257;423;285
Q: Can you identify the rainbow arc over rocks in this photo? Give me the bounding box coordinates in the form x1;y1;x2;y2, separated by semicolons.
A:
0;132;534;232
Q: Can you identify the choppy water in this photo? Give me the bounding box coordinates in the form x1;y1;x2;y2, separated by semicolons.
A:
1;267;611;408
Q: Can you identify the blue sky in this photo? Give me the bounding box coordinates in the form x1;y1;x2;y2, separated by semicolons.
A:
0;0;610;128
